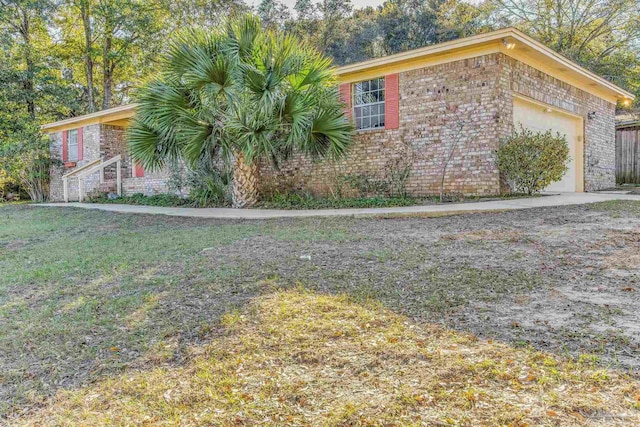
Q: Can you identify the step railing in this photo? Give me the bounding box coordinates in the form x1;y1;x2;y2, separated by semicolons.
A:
63;155;122;202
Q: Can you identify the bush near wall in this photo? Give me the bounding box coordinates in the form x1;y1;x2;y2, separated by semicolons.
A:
497;127;569;195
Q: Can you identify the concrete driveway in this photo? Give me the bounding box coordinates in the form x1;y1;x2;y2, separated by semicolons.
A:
37;192;640;219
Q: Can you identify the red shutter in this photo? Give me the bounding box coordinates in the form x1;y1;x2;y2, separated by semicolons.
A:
385;73;399;130
62;130;68;162
339;83;352;119
134;161;145;178
77;127;84;160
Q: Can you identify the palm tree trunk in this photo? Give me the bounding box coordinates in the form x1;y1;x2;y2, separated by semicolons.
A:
232;152;259;208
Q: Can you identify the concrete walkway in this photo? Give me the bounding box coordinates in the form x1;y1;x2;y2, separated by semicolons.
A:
37;192;640;219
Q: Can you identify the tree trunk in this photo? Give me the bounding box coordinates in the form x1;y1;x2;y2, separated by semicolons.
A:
232;152;259;208
80;1;95;112
102;15;113;110
19;8;36;118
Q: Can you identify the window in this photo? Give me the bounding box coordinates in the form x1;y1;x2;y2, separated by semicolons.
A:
353;77;385;130
68;129;79;161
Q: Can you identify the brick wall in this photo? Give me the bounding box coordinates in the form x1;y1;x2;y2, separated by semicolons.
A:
501;56;616;190
260;52;617;197
100;125;130;180
49;124;102;201
48;52;616;201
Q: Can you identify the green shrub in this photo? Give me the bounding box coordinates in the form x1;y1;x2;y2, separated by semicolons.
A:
187;164;232;208
497;126;569;195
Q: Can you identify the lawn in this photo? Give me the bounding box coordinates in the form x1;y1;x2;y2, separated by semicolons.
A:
2;201;640;425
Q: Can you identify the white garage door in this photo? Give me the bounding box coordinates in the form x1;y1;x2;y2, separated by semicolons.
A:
513;97;584;192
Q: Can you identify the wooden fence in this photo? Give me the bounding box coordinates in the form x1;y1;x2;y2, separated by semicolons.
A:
616;125;640;184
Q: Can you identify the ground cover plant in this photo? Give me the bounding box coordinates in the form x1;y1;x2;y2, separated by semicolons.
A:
1;200;640;424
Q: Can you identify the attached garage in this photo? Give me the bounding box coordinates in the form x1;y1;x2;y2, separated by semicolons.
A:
512;96;585;192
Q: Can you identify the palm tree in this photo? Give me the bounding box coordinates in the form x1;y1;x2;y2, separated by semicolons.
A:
128;15;353;208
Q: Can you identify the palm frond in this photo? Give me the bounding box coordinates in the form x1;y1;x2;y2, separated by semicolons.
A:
306;105;353;159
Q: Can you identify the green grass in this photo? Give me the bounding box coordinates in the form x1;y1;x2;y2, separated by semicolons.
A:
257;193;418;209
88;193;191;207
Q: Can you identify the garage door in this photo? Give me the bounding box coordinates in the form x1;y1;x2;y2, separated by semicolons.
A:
513;97;584;192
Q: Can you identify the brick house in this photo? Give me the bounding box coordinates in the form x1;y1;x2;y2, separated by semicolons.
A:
42;27;634;202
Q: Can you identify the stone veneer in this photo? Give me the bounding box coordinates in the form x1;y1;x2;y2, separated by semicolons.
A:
260;52;616;197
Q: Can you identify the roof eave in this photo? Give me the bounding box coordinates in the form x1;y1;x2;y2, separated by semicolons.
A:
335;27;634;101
41;103;138;132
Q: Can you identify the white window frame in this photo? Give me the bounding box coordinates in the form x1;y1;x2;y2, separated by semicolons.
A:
68;129;79;162
353;77;385;131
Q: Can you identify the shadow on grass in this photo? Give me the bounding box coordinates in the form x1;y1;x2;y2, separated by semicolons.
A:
13;289;640;426
2;201;640;422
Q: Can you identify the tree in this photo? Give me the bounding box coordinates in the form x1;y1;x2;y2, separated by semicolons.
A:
0;0;79;200
492;0;640;106
128;15;353;208
0;127;53;202
497;126;570;195
166;0;248;28
257;0;291;29
94;0;168;109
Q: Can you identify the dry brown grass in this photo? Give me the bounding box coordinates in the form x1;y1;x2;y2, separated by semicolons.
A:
14;289;640;427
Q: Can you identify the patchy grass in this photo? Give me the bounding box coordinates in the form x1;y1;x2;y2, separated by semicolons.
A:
15;290;640;426
2;201;640;423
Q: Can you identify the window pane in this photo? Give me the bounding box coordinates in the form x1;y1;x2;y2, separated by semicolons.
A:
354;106;362;119
352;77;386;129
68;130;78;161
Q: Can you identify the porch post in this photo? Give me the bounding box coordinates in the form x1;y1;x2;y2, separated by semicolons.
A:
116;159;122;196
100;158;105;184
78;178;84;203
63;177;68;203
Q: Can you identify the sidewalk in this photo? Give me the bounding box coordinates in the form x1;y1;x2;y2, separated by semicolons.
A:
36;192;640;219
